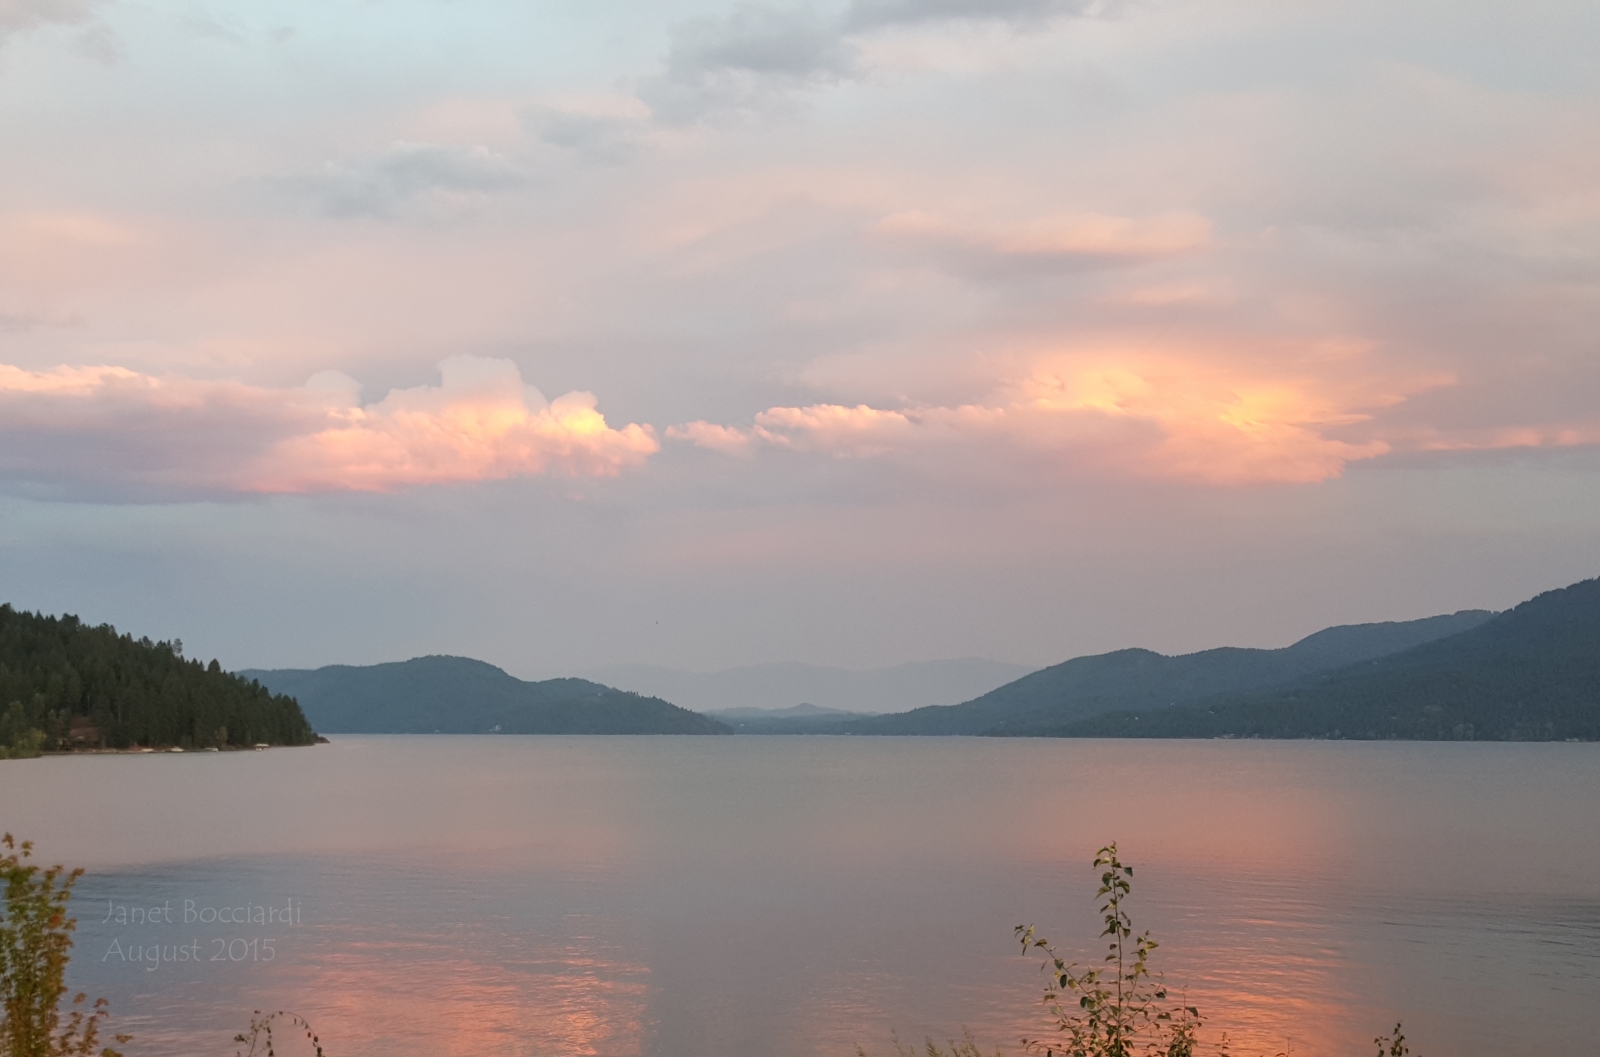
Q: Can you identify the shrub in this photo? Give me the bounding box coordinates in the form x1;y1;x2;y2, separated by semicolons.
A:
0;705;45;761
1013;842;1211;1057
865;843;1414;1057
0;835;127;1057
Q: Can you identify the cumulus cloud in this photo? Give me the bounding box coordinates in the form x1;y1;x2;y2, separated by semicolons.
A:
279;142;530;220
670;349;1463;485
259;356;658;492
0;356;657;500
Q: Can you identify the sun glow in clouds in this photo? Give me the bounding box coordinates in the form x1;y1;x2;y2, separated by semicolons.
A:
670;346;1453;485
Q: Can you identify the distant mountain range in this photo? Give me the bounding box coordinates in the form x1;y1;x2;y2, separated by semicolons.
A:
1062;576;1600;740
243;574;1600;742
241;656;730;735
729;610;1497;732
16;575;1594;749
578;658;1036;714
828;610;1495;736
703;703;869;733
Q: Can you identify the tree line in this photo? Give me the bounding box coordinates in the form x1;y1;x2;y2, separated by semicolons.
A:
0;605;316;756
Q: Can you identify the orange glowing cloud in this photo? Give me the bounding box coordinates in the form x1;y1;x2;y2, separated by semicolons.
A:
671;346;1451;485
0;356;656;498
257;356;658;492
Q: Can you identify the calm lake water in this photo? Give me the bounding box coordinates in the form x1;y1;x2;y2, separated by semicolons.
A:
3;737;1598;1057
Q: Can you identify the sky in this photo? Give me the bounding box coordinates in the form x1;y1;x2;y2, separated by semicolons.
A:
1;0;1598;679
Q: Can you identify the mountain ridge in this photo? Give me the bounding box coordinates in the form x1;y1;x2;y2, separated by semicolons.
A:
242;655;730;735
1058;577;1600;740
832;610;1496;736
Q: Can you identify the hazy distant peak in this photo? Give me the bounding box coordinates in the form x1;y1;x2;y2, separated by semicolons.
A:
578;657;1036;713
705;702;864;720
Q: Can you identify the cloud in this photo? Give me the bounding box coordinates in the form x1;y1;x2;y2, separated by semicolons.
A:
874;208;1212;271
260;356;658;492
279;142;530;220
670;347;1462;485
0;356;657;500
0;0;119;61
640;5;860;122
524;103;654;164
1404;424;1600;455
843;0;1106;32
638;0;1113;120
671;403;919;457
0;0;95;40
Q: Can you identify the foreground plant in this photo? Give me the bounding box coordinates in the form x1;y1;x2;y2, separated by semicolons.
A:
0;834;128;1057
234;1010;326;1057
1015;843;1211;1057
864;843;1415;1057
1373;1024;1410;1057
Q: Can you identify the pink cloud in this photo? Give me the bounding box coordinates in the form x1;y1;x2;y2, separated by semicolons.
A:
259;357;657;492
668;404;921;457
0;356;657;499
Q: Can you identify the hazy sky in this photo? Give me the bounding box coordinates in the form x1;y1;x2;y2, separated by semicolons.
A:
2;0;1597;678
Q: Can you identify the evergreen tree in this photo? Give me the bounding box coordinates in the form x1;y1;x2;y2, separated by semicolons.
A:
0;606;316;754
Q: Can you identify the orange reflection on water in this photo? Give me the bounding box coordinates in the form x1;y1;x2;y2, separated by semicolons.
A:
267;937;651;1057
1168;946;1358;1056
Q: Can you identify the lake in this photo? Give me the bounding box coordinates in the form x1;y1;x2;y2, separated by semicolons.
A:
3;737;1598;1057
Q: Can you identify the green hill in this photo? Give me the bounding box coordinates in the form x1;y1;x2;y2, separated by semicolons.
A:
1060;576;1600;740
836;610;1494;736
241;656;732;735
0;605;316;755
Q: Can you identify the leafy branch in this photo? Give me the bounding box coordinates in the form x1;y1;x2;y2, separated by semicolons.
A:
1015;843;1211;1057
0;834;129;1057
234;1010;325;1057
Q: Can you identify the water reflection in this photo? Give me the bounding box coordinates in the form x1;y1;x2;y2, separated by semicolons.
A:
3;738;1597;1057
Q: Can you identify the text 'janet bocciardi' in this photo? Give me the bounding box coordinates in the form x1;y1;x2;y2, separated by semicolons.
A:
99;897;303;971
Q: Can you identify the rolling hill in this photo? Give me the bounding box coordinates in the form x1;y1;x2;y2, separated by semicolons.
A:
241;655;731;735
1059;576;1600;740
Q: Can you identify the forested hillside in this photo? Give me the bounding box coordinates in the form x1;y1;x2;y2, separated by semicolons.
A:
0;605;317;756
243;655;732;735
1061;576;1600;740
